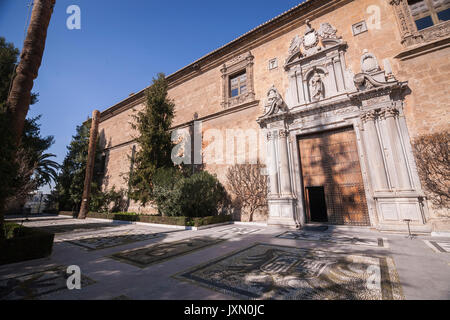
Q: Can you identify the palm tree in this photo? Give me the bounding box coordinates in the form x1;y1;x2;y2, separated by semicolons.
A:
34;153;60;187
6;0;56;144
1;0;56;239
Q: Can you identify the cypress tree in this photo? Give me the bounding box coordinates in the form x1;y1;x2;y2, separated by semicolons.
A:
129;73;175;205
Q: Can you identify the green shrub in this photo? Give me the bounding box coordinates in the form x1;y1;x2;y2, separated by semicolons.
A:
175;171;227;217
152;167;183;216
0;223;54;265
152;169;227;217
90;187;128;213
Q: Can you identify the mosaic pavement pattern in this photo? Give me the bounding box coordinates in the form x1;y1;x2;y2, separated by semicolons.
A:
216;227;261;236
111;237;225;268
276;231;388;248
0;265;95;300
176;243;403;300
56;228;163;250
424;240;450;253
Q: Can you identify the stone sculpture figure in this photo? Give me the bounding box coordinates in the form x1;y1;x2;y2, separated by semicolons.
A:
310;71;325;101
261;85;287;117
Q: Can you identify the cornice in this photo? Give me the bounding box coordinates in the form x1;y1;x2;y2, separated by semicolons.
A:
394;35;450;61
100;91;145;122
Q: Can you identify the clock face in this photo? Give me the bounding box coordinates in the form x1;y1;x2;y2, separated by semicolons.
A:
303;31;318;48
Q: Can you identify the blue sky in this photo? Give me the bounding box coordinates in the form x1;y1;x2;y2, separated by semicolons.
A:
0;0;304;191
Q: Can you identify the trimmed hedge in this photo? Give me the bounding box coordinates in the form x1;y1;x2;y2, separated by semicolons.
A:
59;211;232;227
0;223;54;265
138;215;188;226
191;215;233;227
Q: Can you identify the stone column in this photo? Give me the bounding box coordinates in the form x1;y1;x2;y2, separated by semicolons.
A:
380;106;412;190
361;110;389;191
266;131;279;196
278;129;292;196
79;110;100;219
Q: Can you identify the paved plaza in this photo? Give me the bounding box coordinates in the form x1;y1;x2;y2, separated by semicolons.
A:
0;215;449;300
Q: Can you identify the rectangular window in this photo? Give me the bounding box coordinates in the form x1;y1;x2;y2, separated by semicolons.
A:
230;72;247;98
408;0;450;30
437;7;450;21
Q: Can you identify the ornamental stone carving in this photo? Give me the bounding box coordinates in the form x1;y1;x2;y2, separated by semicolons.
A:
361;110;378;123
380;106;399;119
288;35;302;55
353;50;404;92
284;20;354;107
361;49;380;74
261;85;288;118
220;51;255;109
267;131;275;141
318;22;338;39
302;20;320;55
278;129;289;138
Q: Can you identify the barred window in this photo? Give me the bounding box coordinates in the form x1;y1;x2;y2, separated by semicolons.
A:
408;0;450;30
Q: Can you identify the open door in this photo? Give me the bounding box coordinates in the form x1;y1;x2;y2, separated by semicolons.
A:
306;186;328;222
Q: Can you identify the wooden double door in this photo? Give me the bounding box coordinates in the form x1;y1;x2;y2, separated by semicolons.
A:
298;127;370;226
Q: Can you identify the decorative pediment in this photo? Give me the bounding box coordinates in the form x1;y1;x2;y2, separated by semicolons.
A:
283;20;355;109
285;20;343;65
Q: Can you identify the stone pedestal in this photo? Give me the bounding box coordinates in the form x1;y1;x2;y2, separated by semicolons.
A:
267;197;297;227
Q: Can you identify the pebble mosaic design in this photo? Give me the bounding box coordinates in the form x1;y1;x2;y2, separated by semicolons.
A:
276;231;387;248
0;265;95;300
57;228;163;250
111;237;225;268
176;243;403;300
216;227;261;236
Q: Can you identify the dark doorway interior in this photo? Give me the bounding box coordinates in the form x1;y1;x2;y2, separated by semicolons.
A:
307;187;328;222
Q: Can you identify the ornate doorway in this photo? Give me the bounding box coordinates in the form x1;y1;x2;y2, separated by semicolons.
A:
298;127;370;226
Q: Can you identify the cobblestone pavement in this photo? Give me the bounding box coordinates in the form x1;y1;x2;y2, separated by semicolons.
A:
1;215;449;300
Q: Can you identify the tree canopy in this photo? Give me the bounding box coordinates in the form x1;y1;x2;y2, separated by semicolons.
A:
55;119;104;212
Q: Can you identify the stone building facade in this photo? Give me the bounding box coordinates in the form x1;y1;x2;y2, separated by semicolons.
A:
97;0;450;233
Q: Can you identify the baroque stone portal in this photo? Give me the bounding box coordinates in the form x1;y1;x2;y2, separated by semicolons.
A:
257;20;429;232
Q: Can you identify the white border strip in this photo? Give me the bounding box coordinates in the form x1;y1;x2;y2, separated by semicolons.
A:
84;217;234;231
423;240;442;253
